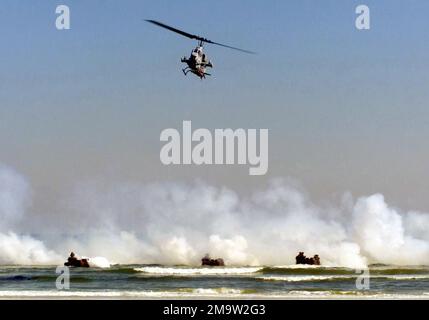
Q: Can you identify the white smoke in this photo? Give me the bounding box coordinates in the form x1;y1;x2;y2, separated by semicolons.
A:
0;164;31;230
352;194;429;265
0;164;61;264
0;232;60;265
159;237;197;265
208;235;259;266
1;163;429;268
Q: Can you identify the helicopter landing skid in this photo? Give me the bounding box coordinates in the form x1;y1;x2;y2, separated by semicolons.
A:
182;67;211;78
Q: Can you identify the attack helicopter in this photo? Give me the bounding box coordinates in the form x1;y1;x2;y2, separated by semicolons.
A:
145;20;255;79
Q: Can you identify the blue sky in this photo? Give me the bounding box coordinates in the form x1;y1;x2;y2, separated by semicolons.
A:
1;0;429;210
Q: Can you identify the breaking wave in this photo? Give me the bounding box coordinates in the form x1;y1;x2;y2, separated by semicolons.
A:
0;288;247;298
0;289;428;299
258;275;356;282
260;266;355;275
258;274;429;282
86;257;111;269
135;266;262;275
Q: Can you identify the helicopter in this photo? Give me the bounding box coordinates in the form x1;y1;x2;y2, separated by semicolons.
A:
145;20;255;79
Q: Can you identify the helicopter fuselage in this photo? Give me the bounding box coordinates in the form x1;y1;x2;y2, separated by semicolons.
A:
181;46;213;79
146;20;254;79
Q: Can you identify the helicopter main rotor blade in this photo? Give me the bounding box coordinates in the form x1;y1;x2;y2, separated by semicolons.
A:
205;40;256;54
145;19;256;54
145;20;207;42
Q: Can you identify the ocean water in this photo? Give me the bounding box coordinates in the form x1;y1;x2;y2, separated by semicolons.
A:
1;264;429;299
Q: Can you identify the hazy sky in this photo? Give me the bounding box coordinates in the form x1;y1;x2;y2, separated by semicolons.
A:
1;0;429;212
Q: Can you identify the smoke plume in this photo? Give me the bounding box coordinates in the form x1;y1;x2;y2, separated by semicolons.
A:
1;164;429;268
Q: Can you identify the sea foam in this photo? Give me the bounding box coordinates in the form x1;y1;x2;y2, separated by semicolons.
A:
135;266;262;275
